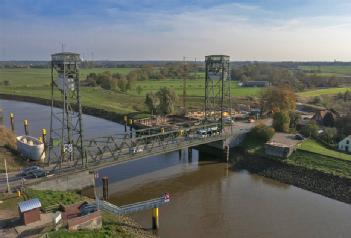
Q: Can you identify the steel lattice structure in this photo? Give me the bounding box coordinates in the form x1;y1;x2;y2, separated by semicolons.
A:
48;52;86;169
204;55;231;129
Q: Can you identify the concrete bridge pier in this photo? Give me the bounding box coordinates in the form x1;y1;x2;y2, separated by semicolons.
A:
178;149;182;160
188;147;193;162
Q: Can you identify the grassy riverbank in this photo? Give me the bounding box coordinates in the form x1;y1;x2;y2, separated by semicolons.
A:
239;134;351;179
0;125;27;172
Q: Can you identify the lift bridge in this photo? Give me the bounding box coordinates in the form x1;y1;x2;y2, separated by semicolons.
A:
47;53;234;172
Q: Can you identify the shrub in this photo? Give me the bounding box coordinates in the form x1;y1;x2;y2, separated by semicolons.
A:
300;121;319;138
251;124;275;142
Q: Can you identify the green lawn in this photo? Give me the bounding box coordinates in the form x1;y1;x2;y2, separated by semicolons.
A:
299;65;351;75
297;87;351;97
298;139;351;161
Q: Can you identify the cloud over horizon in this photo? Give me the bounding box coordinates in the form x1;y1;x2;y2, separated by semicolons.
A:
1;0;351;61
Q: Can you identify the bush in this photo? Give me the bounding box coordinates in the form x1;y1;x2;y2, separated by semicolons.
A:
273;111;290;132
251;124;275;142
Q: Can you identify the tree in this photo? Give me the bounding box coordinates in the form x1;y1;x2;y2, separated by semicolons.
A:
260;86;296;114
145;92;159;114
156;87;178;115
289;111;301;129
336;112;351;138
301;121;319;138
117;78;128;92
273;111;290;132
319;127;337;144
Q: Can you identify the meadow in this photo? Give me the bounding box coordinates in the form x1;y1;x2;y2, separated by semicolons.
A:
0;67;261;113
297;87;351;97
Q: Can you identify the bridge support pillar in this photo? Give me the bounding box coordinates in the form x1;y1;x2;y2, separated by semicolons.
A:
102;176;109;201
188;148;192;162
152;207;159;229
178;149;182;160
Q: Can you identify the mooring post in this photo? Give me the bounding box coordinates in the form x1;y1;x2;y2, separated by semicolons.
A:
129;119;133;138
188;147;192;162
23;119;29;135
42;128;47;148
224;145;229;162
152;207;159;230
10;112;15;131
124;115;128;132
102;176;109;201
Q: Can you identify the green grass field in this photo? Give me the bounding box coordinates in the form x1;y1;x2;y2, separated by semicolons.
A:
298;139;351;161
0;67;261;113
297;87;351;97
299;65;351;75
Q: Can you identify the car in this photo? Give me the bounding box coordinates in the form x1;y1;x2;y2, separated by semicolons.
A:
19;166;42;177
79;203;97;216
129;146;144;154
295;134;305;140
26;169;47;178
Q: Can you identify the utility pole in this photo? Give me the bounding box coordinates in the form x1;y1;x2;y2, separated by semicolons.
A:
182;56;197;115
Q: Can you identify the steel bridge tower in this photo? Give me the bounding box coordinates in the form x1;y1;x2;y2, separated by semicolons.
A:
204;55;231;129
48;52;86;169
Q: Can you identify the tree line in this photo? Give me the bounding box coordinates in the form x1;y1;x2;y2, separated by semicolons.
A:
231;63;339;91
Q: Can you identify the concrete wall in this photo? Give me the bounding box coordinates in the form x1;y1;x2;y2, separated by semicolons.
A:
205;132;249;150
29;170;94;191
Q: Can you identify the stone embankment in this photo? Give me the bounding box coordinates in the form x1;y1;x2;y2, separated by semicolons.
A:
233;156;351;204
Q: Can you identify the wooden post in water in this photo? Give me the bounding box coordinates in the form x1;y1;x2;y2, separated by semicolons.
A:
23;119;29;135
10;112;15;131
152;207;159;229
102;176;109;201
124;115;128;132
224;145;229;162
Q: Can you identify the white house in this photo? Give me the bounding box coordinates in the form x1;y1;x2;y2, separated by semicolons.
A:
338;135;351;153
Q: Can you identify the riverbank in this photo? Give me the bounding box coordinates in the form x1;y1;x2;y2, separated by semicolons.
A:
233;155;351;204
0;189;156;238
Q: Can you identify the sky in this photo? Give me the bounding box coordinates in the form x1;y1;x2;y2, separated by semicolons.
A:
1;0;351;61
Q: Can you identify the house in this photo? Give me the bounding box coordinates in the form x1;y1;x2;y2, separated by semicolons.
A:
241;81;271;87
18;198;42;225
338;135;351;153
312;109;339;127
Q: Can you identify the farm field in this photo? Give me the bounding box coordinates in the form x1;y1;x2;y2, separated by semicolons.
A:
299;65;351;75
297;87;351;97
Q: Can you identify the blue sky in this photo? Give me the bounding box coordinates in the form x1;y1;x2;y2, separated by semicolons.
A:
1;0;351;60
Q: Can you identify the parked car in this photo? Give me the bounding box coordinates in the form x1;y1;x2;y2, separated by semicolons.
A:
79;203;97;216
25;168;47;179
19;165;42;177
295;134;305;140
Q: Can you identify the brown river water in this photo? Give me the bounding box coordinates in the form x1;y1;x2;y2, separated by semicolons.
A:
1;99;351;238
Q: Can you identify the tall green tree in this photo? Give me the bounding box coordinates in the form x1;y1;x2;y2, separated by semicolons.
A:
156;87;178;115
273;111;290;133
145;92;159;115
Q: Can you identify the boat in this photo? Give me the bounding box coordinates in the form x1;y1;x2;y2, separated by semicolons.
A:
16;135;45;161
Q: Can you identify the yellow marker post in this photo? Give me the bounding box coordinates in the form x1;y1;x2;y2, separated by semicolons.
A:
152;207;159;230
42;128;47;146
161;128;164;134
24;119;29;135
10;112;15;131
38;137;43;143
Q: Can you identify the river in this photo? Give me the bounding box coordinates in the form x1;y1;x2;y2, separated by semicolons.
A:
1;99;351;238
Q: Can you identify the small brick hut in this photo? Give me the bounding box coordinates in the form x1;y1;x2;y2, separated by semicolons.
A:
18;198;41;225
